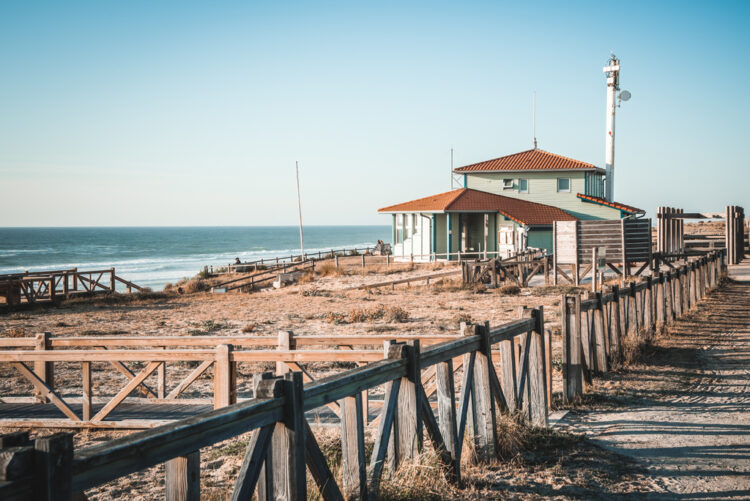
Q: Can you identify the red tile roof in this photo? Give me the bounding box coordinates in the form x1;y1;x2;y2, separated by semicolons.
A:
576;193;643;214
454;149;603;173
378;188;578;226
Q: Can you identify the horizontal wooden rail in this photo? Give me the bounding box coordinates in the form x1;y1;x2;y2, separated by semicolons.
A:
0;334;461;349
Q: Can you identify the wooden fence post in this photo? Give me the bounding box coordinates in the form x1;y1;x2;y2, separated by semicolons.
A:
166;451;200;501
471;322;497;460
561;295;583;402
255;373;308;501
592;293;608;372
627;282;638;337
254;373;276;501
110;267;116;292
82;361;92;421
34;332;54;403
520;309;548;427
340;392;367;500
655;272;666;334
645;279;654;338
609;285;622;363
33;432;73;501
214;344;235;409
277;330;294;375
435;358;460;482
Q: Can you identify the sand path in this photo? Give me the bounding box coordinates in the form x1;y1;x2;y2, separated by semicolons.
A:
561;264;750;499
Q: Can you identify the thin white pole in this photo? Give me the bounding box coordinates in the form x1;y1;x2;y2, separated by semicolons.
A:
450;147;454;188
295;161;305;259
532;91;537;149
604;55;620;202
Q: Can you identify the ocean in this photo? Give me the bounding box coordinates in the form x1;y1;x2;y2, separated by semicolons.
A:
0;226;391;290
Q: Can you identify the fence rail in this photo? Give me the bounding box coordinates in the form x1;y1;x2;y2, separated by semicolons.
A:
0;268;143;308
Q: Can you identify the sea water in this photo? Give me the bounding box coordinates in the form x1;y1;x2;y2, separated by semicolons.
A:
0;226;391;290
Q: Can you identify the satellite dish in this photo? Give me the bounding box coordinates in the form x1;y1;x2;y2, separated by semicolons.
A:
619;90;631;101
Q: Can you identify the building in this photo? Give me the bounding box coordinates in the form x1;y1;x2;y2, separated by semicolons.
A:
378;149;642;261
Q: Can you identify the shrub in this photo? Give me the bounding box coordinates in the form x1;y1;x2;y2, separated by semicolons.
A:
496;284;521;295
316;262;338;277
162;282;174;292
348;249;360;256
183;279;210;294
241;323;256;333
385;306;409;323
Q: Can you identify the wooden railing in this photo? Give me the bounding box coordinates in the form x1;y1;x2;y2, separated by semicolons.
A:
214;246;378;274
212;260;316;292
0;332;471;428
462;250;552;287
560;250;725;401
0;267;143;307
0;308;551;500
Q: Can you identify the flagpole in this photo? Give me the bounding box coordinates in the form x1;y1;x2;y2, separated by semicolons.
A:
296;161;305;260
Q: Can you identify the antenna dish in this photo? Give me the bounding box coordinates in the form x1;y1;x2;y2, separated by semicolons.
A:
619;90;631;101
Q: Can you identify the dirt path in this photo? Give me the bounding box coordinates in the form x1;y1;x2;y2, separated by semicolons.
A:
561;270;750;499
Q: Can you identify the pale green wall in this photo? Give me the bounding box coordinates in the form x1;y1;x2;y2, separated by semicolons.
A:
528;228;553;251
434;214;446;255
464;171;624;220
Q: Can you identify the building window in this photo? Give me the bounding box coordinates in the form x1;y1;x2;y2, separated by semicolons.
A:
503;178;514;190
396;214;404;244
519;178;528;193
557;178;571;192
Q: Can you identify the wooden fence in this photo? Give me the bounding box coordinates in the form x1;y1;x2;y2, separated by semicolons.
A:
461;250;551;287
0;332;489;428
553;218;652;284
560;250;725;401
656;205;745;265
215;246;379;274
0;268;143;308
0;308;551;500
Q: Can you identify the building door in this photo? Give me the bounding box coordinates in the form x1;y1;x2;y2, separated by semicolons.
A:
498;226;515;258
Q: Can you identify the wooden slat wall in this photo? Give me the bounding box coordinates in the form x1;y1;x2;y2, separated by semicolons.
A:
555;219;652;265
623;219;652;262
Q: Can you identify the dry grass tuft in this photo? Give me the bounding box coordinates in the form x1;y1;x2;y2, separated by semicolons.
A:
529;285;586;296
2;327;31;338
452;312;472;327
378;448;460;500
495;284;521;296
325;305;410;324
316;262;344;277
182;279;211;294
241;323;256;333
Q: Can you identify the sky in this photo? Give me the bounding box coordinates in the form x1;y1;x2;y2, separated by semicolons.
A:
1;0;748;227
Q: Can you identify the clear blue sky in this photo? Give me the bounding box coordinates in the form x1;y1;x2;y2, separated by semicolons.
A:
1;1;747;226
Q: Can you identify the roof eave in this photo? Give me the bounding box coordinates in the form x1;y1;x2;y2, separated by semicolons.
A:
454;167;605;174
